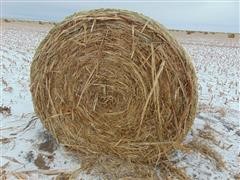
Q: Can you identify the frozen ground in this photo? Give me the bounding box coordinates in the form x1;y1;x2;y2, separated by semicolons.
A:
1;21;239;179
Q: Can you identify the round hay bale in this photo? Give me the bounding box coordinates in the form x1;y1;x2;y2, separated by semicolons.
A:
30;9;198;165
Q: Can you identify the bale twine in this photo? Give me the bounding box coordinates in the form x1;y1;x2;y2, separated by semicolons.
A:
30;9;198;166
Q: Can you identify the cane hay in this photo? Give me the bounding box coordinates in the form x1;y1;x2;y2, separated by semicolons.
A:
30;8;198;171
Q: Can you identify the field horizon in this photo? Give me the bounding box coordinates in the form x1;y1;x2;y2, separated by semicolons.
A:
1;17;239;35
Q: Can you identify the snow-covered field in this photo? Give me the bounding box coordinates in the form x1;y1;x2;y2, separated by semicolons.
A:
1;21;239;179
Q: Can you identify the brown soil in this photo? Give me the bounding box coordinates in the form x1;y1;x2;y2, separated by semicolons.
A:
34;154;50;170
0;106;11;116
39;132;57;153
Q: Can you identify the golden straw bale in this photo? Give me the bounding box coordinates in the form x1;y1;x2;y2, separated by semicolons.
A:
30;9;198;166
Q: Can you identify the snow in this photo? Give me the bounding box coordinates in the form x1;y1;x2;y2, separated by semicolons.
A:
1;21;239;179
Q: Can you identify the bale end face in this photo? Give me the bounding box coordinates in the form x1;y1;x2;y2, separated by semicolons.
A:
30;9;198;165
